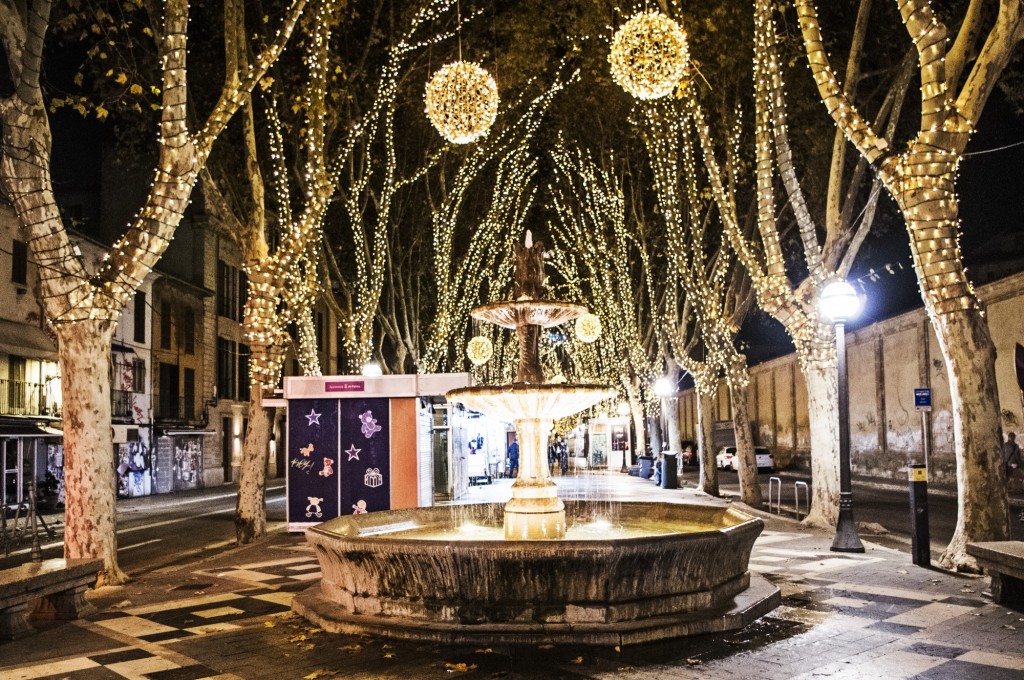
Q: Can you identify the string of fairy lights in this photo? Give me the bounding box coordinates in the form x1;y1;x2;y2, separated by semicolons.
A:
793;0;983;324
424;69;578;373
3;0;304;348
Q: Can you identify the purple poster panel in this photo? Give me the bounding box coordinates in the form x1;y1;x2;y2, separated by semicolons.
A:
287;398;340;523
339;398;390;515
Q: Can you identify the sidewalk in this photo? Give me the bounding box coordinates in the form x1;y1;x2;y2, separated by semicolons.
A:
1;473;1022;679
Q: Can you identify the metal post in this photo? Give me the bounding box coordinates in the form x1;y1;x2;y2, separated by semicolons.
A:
29;480;41;562
832;321;865;553
909;464;930;566
921;410;930;473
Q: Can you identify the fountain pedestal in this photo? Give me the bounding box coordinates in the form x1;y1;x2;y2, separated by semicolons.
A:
504;417;563;539
447;384;613;540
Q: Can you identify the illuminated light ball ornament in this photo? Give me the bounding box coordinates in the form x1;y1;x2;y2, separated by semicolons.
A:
424;61;499;144
609;11;689;100
575;313;602;343
466;335;494;366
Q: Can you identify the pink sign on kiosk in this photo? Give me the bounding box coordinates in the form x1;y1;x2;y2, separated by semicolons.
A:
326;380;365;393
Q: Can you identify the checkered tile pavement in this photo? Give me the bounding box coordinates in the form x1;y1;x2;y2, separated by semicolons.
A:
1;475;1023;679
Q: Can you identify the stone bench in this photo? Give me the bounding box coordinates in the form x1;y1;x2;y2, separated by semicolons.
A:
0;558;101;640
966;541;1024;608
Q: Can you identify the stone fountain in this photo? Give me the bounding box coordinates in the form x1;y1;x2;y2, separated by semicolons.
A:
292;235;779;646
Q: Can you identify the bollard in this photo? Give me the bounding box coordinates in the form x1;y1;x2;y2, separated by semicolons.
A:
909;464;930;567
661;452;678;489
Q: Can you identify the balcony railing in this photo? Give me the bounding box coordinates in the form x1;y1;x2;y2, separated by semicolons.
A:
0;379;59;417
111;389;135;420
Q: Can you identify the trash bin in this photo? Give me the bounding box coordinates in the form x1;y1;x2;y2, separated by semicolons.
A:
660;452;678;489
637;455;654;478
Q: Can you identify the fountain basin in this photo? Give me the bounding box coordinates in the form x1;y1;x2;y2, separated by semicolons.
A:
293;501;780;646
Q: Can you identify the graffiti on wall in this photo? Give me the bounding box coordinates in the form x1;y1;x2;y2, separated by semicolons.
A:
117;441;151;498
174;438;202;490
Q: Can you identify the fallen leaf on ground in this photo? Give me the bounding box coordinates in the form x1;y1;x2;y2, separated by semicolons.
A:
303;670;337;679
444;662;477;672
383;652;394;659
570;656;583;664
475;648;493;654
686;658;702;666
340;644;362;653
264;621;276;628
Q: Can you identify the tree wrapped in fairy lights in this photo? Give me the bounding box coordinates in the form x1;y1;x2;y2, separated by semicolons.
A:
640;99;759;506
792;0;1024;570
548;142;657;456
0;0;305;583
420;69;578;374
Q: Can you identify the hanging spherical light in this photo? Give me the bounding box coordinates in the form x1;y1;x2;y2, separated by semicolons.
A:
424;61;499;144
575;313;602;343
608;11;689;100
466;335;494;365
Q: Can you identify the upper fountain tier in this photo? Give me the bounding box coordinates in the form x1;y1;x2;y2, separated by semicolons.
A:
471;299;587;329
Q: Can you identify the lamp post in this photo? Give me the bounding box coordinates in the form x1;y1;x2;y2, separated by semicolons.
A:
617;400;631;472
654;376;673;450
820;280;865;553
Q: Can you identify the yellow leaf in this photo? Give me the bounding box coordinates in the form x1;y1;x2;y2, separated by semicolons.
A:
95;106;109;120
105;69;113;77
443;662;476;672
383;653;394;659
264;621;275;628
114;72;127;84
143;26;153;36
150;86;161;95
130;84;143;95
150;103;161;111
303;673;319;680
571;656;583;664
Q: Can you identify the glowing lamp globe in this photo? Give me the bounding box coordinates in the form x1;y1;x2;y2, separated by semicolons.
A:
820;280;863;324
609;11;689;100
466;335;494;366
616;401;631;416
424;61;499;144
654;376;674;398
362;361;383;377
575;313;602;343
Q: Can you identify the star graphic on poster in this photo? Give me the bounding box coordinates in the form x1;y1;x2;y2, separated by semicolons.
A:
306;409;322;426
345;444;361;461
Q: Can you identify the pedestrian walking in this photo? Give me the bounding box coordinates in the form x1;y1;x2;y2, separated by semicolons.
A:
1003;432;1021;493
507;438;519;478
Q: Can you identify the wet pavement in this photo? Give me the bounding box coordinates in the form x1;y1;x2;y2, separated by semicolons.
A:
2;472;1023;679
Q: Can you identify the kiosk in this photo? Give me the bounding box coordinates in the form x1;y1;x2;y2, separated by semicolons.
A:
284;373;469;531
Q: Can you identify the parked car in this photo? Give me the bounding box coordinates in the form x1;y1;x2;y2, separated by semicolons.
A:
716;446;774;473
715;446;737;470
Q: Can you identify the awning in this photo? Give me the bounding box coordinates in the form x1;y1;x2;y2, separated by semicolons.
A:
0;319;57;361
111;342;136;354
162;429;218;436
0;423;63;438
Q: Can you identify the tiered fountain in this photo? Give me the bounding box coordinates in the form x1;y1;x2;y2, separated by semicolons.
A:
293;236;779;646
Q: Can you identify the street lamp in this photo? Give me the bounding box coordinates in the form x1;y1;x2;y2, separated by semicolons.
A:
617;400;631;472
654;376;674;451
361;361;383;377
820;280;865;553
